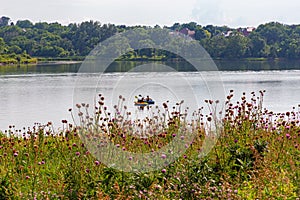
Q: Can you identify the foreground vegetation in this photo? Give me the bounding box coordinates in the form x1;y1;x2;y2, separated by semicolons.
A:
0;16;300;62
0;91;299;199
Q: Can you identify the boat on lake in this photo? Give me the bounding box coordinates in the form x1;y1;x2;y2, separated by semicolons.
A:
134;99;155;106
134;95;155;106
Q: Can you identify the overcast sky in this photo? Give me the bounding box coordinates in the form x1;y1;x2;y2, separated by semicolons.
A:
1;0;299;27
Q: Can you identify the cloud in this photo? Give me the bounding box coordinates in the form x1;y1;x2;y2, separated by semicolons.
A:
192;0;300;27
192;0;228;25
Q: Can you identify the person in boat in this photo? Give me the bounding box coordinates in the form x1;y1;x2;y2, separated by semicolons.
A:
145;95;155;104
137;94;143;102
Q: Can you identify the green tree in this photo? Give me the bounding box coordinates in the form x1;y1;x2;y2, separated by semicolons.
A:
203;35;228;58
195;27;210;40
181;22;197;30
34;22;49;30
0;16;10;27
8;45;22;54
249;33;269;57
255;22;289;45
168;23;181;31
137;39;155;58
16;20;33;28
0;37;7;54
224;34;250;58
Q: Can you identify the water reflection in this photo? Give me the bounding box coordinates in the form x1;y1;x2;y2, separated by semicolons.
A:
1;60;299;75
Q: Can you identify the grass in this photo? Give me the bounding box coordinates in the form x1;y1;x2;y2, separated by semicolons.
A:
0;91;299;199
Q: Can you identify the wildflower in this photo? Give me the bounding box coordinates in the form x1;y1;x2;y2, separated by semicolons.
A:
234;139;238;143
155;184;162;190
13;152;18;157
95;160;100;166
286;133;291;139
85;168;90;173
172;134;176;137
265;125;268;129
163;103;168;109
25;176;30;180
128;156;133;161
161;154;167;159
75;152;80;156
161;169;166;173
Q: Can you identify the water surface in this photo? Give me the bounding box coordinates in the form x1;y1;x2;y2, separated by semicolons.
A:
0;61;299;131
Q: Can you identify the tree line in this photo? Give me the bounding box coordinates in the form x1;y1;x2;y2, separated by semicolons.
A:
0;16;299;62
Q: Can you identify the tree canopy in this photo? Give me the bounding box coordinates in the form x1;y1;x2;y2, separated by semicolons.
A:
0;17;299;60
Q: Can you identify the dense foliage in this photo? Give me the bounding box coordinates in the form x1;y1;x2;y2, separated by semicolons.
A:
0;16;300;61
0;91;299;199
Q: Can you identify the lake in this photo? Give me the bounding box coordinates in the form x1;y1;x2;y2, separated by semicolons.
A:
0;60;300;131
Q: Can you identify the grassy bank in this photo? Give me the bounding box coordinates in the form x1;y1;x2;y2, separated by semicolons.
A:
0;91;299;199
0;54;37;65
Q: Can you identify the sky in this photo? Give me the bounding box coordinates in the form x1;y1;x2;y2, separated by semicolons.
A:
1;0;300;27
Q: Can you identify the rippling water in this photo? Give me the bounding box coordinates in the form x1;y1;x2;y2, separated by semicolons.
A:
0;62;300;131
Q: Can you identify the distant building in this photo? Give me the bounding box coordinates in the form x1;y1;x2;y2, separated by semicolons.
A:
222;27;256;37
224;31;233;37
237;27;256;36
179;28;195;38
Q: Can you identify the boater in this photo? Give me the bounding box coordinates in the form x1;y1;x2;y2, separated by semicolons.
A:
137;94;143;102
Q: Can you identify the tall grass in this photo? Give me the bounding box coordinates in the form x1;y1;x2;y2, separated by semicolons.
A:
0;91;299;199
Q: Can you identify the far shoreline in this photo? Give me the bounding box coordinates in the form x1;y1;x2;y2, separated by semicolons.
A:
0;57;299;69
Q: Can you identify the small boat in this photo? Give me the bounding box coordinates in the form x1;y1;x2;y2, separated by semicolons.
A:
146;99;155;104
134;99;155;106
